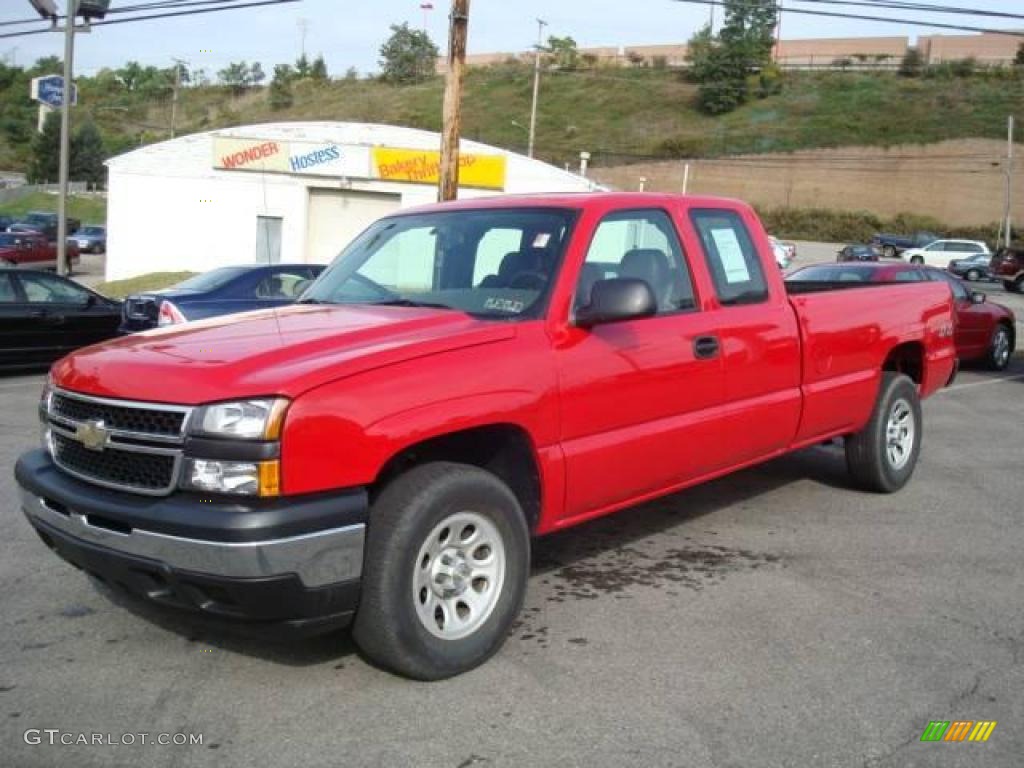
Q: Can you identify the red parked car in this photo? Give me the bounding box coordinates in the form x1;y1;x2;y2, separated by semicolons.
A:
17;193;957;679
0;231;80;271
991;246;1023;293
788;262;1016;370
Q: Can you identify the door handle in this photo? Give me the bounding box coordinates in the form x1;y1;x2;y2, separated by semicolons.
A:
693;335;720;359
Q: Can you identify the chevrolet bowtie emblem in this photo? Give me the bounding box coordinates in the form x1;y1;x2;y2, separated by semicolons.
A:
75;420;109;451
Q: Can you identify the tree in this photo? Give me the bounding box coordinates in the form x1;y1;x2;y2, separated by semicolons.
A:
269;64;294;111
71;121;106;188
310;55;328;82
28;110;60;184
249;62;266;87
379;23;439;84
218;61;253;94
1015;41;1024;67
898;48;924;77
685;0;779;115
546;36;579;70
295;53;311;78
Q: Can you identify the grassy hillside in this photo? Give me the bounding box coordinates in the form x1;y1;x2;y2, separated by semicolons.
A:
2;64;1022;175
0;191;106;223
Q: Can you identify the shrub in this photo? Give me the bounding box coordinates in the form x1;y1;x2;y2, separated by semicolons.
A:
898;48;924;77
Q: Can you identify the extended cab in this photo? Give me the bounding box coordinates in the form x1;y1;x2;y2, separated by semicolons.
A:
15;194;957;680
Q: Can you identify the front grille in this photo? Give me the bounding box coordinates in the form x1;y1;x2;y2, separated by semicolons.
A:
52;432;176;492
51;393;185;437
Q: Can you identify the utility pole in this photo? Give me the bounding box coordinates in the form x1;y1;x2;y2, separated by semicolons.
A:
527;17;547;159
170;57;188;139
438;0;470;202
1006;115;1015;249
56;0;77;277
297;17;308;58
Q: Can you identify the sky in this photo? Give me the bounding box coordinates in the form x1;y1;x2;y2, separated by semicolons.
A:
1;0;1022;77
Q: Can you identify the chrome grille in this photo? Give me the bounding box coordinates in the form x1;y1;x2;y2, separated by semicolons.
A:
44;389;192;496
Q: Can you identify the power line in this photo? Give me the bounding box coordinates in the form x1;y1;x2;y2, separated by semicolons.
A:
670;0;1024;36
0;0;301;41
792;0;1024;23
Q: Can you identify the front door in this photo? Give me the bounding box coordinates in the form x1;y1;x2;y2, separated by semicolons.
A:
556;208;728;523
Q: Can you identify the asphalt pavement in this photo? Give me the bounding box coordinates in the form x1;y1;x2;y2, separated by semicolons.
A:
2;353;1023;767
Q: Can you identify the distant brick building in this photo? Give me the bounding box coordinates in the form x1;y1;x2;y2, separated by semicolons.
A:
438;32;1022;73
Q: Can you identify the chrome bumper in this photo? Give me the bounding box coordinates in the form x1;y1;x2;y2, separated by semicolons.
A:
19;485;365;588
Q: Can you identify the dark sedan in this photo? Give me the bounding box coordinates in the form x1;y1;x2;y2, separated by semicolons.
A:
837;244;879;262
947;252;993;282
71;225;107;254
120;263;326;332
0;269;121;371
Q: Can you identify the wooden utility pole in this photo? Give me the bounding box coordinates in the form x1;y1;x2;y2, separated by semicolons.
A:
1006;115;1015;249
438;0;470;202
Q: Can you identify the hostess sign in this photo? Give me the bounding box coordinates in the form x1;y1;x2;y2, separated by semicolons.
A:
213;136;507;190
213;137;371;178
31;75;78;109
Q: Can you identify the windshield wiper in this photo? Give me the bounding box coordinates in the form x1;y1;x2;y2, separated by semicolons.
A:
297;297;327;305
369;299;456;311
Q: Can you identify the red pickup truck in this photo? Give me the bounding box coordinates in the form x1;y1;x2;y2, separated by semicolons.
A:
16;193;957;679
0;231;80;271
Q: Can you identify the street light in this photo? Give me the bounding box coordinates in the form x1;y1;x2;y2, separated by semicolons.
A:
28;0;58;18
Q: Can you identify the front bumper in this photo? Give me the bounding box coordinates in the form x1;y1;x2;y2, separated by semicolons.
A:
16;450;367;635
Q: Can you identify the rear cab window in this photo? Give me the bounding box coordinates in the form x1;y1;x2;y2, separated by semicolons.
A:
689;209;768;306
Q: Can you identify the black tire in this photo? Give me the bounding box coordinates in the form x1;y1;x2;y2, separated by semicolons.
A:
987;324;1014;371
910;255;924;265
966;269;980;282
353;462;530;680
845;372;922;493
1011;277;1024;295
882;245;896;259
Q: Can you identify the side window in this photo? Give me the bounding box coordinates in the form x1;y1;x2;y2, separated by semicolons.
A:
0;273;19;303
255;271;312;299
576;209;695;315
19;274;89;304
892;270;924;282
690;209;768;305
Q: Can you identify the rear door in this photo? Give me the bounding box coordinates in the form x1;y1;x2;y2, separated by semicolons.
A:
686;207;802;464
928;270;989;357
14;272;118;358
0;271;40;368
556;207;729;522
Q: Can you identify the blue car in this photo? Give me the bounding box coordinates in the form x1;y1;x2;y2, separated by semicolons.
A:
119;263;326;333
72;225;107;254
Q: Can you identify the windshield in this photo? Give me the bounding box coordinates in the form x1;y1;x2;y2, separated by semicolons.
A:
303;208;576;319
173;266;249;292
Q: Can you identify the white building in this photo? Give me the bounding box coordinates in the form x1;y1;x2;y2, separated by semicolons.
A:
104;121;598;281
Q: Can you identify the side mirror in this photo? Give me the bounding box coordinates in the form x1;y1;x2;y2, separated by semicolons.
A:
575;278;657;329
970;292;986;305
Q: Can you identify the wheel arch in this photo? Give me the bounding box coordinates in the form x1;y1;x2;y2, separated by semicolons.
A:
882;341;925;386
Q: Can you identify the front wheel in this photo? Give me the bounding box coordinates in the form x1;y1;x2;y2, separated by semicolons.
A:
988;324;1013;371
909;255;924;265
845;373;922;493
882;245;896;259
965;269;980;282
353;462;530;680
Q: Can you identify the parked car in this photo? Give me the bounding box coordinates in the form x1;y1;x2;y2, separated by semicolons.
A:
837;244;879;262
0;268;121;370
991;246;1024;293
787;262;1015;370
768;236;797;269
902;239;990;268
947;252;994;282
11;212;81;242
17;192;957;680
71;225;106;254
870;231;940;259
119;263;326;332
0;232;80;271
0;215;16;232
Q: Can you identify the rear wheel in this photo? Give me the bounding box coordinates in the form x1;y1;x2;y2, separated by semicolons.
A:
1009;277;1024;294
845;373;922;493
353;462;529;680
882;245;896;259
965;269;981;282
988;324;1013;371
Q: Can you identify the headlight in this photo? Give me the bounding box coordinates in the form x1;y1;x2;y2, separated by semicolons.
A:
39;375;54;455
181;458;280;497
191;398;288;440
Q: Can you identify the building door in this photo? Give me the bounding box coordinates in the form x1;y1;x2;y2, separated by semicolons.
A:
255;216;282;264
305;189;401;265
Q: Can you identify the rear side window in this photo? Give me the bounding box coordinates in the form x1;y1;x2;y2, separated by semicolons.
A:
0;272;18;303
690;209;768;305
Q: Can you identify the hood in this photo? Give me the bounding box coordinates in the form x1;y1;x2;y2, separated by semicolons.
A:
53;304;516;404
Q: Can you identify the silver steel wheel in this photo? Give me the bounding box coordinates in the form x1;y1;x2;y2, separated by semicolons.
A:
992;328;1011;368
966;269;980;282
886;398;915;471
412;511;506;641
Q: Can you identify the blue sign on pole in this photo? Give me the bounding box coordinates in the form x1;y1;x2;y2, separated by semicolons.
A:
31;75;78;109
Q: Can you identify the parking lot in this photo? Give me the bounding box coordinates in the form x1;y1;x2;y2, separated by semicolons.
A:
2;345;1023;766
